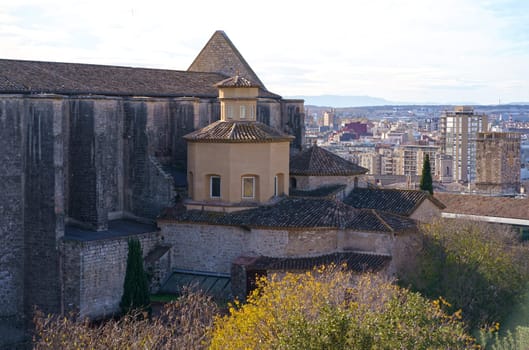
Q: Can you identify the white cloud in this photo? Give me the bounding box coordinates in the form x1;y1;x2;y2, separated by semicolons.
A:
0;0;528;104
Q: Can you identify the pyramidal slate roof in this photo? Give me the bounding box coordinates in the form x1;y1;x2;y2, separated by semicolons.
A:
188;30;265;88
160;197;417;233
344;188;445;217
183;120;294;143
290;145;368;176
0;32;280;99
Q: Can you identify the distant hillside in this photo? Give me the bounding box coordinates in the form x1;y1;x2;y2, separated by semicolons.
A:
285;95;395;108
285;95;529;108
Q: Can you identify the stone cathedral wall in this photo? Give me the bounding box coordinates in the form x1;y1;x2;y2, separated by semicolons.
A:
0;92;303;347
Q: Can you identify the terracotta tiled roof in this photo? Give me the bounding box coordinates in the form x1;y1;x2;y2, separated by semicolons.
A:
183;120;294;143
344;188;445;217
289;184;347;198
188;30;266;88
216;75;258;88
161;197;417;233
0;59;280;99
239;252;391;273
290;145;368;176
435;193;529;220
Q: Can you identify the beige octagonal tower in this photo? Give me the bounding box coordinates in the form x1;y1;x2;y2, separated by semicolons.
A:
183;76;294;212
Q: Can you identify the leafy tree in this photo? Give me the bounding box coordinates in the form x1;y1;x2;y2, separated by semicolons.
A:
399;219;529;330
210;268;475;349
479;326;529;350
420;153;434;194
120;238;151;315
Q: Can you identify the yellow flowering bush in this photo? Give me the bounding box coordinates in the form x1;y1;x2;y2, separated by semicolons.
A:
210;267;476;349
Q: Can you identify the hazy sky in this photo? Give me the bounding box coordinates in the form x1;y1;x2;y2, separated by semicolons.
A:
1;0;528;104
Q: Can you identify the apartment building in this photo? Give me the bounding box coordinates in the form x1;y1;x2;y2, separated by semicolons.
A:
440;106;488;182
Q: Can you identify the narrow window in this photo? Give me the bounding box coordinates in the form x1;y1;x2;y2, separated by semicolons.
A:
210;176;221;198
274;176;278;196
227;105;233;119
188;172;194;198
240;105;246;119
242;176;255;199
250;105;255;119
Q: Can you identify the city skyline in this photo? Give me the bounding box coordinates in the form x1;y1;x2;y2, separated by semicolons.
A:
1;0;528;105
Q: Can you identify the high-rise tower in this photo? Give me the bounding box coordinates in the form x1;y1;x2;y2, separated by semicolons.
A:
440;106;488;182
476;132;521;194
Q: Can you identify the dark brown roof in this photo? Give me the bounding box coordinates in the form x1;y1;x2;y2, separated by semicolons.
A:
160;197;417;233
183;120;294;143
289;184;347;198
0;59;279;98
290;145;368;176
237;252;391;273
216;75;258;88
188;30;265;88
344;188;445;217
0;59;225;97
435;193;529;220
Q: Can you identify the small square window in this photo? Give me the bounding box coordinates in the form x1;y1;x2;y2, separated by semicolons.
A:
242;177;254;198
210;176;221;198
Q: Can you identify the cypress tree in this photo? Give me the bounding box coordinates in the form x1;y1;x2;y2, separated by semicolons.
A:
420;154;434;195
120;238;151;315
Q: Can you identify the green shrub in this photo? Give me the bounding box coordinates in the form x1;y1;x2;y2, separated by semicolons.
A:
400;219;529;330
120;238;151;315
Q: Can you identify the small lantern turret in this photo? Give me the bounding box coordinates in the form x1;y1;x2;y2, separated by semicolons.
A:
216;75;259;121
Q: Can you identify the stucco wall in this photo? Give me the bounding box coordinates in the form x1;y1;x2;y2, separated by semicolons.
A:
410;200;442;222
338;230;394;255
389;233;421;276
188;142;290;204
